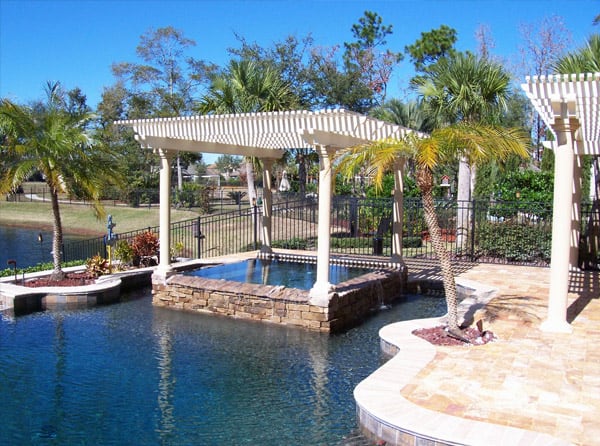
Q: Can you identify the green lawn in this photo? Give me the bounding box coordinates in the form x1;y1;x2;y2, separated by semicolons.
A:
0;200;200;236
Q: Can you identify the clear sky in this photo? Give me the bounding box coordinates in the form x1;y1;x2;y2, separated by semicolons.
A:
0;0;597;110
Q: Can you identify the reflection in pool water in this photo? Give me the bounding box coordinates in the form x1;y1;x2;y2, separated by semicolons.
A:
184;258;375;290
0;288;446;445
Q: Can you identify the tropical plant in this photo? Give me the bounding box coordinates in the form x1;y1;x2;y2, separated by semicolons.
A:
114;239;135;267
413;52;516;250
131;231;160;258
554;34;600;74
86;254;111;277
336;123;529;334
197;59;298;205
0;82;123;280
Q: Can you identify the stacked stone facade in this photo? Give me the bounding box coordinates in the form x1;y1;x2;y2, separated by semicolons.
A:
152;268;406;333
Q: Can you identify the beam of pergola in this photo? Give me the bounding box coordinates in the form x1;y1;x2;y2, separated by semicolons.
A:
521;72;600;333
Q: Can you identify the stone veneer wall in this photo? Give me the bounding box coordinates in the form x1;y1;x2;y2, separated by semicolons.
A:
152;268;407;333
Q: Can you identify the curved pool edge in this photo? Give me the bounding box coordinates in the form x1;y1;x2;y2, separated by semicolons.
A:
353;279;571;446
0;267;154;316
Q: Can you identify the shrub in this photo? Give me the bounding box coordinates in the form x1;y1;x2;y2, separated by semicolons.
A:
114;239;134;267
86;254;111;277
131;231;159;266
271;237;310;250
476;221;551;264
402;237;423;248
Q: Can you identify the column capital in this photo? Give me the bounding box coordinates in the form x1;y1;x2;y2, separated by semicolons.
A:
154;148;175;161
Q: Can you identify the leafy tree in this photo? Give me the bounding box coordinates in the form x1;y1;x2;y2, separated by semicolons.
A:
518;15;572;161
336;123;529;333
405;25;458;74
214;154;242;175
0;82;124;279
343;10;403;106
111;26;215;188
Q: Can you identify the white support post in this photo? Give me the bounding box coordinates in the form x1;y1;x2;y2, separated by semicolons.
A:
154;148;174;281
261;159;274;253
542;111;576;333
309;145;335;306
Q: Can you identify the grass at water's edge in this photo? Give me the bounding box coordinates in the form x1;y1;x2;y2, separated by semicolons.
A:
0;200;201;235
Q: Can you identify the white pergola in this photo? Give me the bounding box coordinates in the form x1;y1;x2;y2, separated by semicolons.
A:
117;109;414;306
522;72;600;333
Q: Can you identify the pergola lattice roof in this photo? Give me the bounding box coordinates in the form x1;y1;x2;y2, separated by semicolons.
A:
117;108;415;159
522;72;600;155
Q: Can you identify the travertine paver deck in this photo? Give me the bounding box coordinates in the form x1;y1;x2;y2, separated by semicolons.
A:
395;260;600;446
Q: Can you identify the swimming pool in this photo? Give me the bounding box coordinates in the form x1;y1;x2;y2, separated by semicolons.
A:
183;258;375;290
0;288;446;445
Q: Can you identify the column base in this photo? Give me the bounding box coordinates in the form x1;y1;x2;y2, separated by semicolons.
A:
540;318;573;333
309;281;334;307
152;266;175;285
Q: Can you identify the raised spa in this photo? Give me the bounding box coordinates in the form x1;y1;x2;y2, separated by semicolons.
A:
153;256;407;333
183;258;375;290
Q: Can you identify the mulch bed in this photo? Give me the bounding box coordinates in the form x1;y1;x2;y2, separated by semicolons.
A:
412;325;496;346
22;271;96;288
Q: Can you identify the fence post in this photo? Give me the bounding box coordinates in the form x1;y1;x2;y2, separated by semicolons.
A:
195;216;202;258
470;198;477;260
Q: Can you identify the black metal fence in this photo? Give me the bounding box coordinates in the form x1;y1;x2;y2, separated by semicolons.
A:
60;195;600;268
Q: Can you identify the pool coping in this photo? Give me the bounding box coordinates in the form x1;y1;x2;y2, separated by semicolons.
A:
353;277;571;446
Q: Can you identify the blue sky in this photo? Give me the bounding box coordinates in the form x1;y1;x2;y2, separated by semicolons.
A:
0;0;597;110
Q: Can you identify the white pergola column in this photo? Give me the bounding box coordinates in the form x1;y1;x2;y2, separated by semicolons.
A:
542;112;576;333
391;158;405;263
309;145;335;306
154;148;174;281
261;159;274;253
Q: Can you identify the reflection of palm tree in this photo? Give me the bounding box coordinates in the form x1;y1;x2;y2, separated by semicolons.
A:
197;60;298;203
336;124;528;332
154;323;176;439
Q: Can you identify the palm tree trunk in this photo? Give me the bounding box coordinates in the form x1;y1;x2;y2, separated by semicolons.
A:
50;188;65;280
245;159;256;204
417;167;460;331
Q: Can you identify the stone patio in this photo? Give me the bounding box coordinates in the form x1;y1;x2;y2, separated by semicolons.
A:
356;259;600;445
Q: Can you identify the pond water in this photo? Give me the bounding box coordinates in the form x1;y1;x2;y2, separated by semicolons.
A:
184;258;375;290
0;226;86;269
0;289;446;445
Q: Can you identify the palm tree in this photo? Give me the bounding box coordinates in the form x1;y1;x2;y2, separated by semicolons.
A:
371;98;436;133
336;123;529;333
554;34;600;74
413;53;514;251
0;82;122;280
197;60;298;203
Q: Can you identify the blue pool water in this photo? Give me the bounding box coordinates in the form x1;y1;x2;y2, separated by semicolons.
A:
0;289;446;445
184;258;375;290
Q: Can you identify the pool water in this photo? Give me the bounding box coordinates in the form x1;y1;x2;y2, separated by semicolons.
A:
0;288;446;445
184;258;375;290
